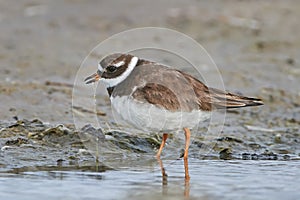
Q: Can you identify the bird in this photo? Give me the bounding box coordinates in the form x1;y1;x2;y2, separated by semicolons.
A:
84;53;263;179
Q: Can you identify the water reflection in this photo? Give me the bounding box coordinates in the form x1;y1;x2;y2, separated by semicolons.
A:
0;160;299;200
157;157;191;199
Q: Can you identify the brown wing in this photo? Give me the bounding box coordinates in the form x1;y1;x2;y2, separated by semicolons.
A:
132;83;181;111
129;65;201;112
123;63;262;112
179;71;263;110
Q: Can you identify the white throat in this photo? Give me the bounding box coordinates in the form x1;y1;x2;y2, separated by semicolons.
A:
100;56;138;88
98;63;104;72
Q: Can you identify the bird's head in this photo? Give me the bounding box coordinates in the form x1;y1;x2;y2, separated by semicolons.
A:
84;53;139;87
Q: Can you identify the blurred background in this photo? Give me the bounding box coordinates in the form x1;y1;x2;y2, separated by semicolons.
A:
0;0;299;124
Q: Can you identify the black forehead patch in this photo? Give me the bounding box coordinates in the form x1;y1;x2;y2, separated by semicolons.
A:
111;54;133;66
100;53;123;68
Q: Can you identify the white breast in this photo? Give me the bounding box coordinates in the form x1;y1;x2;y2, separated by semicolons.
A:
110;95;211;133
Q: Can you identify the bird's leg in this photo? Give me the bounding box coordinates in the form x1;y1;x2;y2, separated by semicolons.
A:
157;157;168;184
156;133;168;178
156;133;168;158
183;128;191;180
184;176;190;199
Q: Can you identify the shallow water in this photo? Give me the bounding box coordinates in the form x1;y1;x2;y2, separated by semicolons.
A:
0;160;299;200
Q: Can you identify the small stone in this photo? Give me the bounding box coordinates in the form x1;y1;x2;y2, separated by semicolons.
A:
283;155;290;160
274;133;282;143
219;148;232;160
286;57;294;65
242;153;251;160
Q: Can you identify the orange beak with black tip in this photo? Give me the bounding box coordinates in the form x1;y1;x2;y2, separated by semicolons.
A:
84;72;100;84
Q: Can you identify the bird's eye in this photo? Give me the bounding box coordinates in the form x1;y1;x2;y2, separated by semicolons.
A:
107;66;117;73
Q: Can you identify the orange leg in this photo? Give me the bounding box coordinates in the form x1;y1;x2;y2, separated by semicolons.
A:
184;176;190;199
157;156;168;181
156;133;168;158
156;133;168;178
183;128;191;180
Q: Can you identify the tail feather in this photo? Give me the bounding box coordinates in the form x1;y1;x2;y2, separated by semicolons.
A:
209;88;263;109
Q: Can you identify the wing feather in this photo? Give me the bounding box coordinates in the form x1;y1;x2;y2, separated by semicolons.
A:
130;66;263;112
179;71;263;110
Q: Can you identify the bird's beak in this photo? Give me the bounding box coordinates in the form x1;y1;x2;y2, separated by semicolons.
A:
84;72;100;84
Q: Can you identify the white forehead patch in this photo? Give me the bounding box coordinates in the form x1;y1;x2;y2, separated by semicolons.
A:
98;63;104;72
100;56;138;88
114;60;125;67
